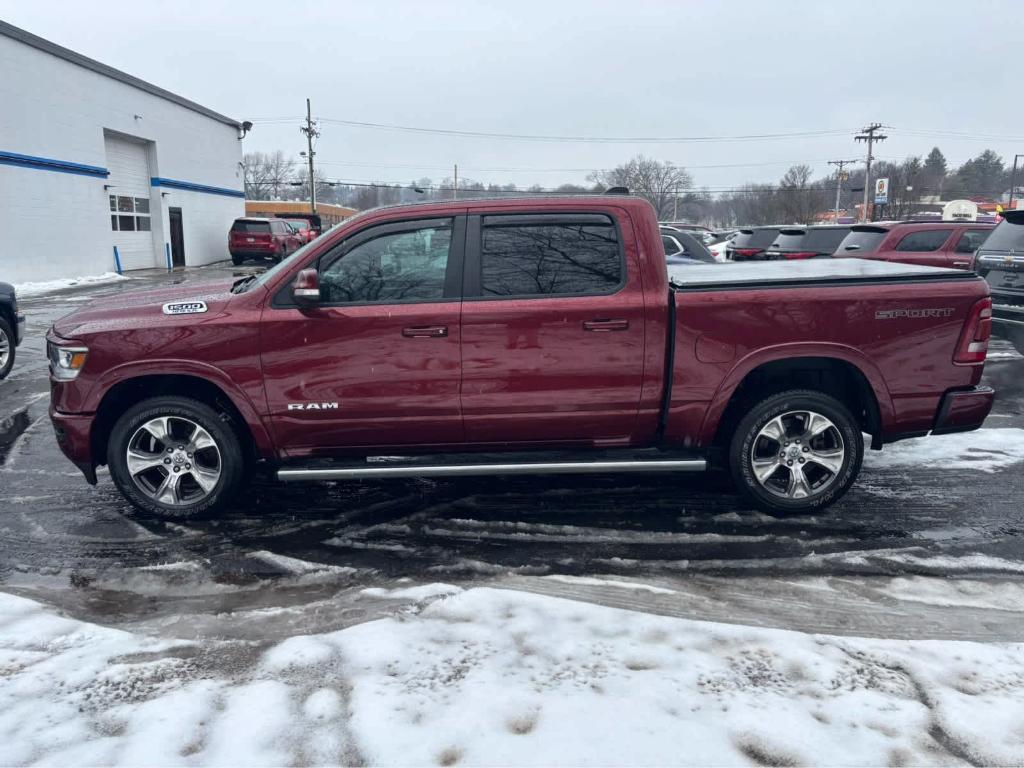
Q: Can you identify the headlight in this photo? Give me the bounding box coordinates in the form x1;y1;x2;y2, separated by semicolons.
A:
48;343;89;380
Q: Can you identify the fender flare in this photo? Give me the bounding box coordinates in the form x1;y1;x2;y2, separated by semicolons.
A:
87;359;276;458
697;342;896;446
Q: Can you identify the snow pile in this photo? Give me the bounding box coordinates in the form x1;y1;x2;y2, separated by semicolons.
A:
14;272;128;297
866;428;1024;473
2;587;1024;766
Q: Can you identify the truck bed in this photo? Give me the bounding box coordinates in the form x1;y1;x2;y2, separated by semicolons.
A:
669;259;973;290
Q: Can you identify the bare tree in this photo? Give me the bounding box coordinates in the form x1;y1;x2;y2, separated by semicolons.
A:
243;151;298;200
778;164;828;224
589;155;693;219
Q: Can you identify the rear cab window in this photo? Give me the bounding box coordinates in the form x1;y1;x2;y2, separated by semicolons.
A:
477;214;623;298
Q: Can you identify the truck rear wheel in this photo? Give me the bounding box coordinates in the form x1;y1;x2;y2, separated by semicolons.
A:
729;389;862;515
107;396;245;518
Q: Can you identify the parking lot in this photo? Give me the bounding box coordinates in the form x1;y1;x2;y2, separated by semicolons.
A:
3;265;1024;645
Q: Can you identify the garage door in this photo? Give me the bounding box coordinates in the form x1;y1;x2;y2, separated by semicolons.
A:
104;134;155;271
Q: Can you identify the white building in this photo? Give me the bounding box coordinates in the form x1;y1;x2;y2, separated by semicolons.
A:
0;21;245;284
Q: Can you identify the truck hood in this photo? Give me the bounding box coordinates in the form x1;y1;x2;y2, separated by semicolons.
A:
52;279;237;338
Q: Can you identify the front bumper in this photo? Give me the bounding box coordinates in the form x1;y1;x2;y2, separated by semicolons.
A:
932;386;995;436
49;406;97;484
15;313;25;345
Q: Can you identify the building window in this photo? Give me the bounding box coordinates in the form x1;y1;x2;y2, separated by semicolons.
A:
110;196;151;231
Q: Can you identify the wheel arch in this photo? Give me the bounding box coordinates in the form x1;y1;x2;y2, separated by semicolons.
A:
704;346;893;451
90;371;274;468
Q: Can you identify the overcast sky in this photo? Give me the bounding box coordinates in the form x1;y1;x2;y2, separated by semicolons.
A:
3;0;1021;192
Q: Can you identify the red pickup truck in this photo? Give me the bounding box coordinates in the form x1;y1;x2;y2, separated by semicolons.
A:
47;196;994;518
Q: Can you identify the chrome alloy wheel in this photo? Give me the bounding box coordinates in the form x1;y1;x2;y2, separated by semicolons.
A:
126;416;222;506
750;410;845;500
0;326;10;370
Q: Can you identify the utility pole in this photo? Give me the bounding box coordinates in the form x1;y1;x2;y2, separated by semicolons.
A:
827;159;860;223
1010;154;1023;210
855;123;886;222
673;183;679;220
299;98;319;213
453;164;458;200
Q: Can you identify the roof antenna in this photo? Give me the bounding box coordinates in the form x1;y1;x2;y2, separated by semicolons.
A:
604;186;630;195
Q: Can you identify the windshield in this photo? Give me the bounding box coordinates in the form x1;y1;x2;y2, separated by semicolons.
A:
770;231;806;250
982;218;1024;251
802;227;851;253
836;228;887;253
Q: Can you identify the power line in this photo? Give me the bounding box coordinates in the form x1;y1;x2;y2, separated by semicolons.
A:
253;116;854;144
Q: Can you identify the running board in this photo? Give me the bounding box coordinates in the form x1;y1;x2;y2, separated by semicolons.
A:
277;457;706;482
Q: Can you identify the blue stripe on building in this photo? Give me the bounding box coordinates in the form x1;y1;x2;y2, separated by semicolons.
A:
151;177;245;198
0;150;109;178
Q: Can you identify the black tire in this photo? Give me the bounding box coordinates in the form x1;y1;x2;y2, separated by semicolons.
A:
729;389;863;515
107;396;245;518
0;316;14;380
231;254;245;266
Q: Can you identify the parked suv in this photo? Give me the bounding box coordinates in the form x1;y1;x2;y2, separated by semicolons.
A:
763;226;852;260
0;281;26;380
661;227;717;264
228;218;301;265
974;210;1024;344
728;226;785;261
833;221;994;269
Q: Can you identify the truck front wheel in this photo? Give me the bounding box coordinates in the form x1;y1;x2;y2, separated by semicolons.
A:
107;396;245;518
729;389;863;515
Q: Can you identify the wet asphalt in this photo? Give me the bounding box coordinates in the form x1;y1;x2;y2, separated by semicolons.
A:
2;264;1024;641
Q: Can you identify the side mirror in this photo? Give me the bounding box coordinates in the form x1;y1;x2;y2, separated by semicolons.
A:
293;268;320;306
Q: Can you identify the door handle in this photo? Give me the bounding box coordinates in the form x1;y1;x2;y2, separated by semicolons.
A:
583;319;630;332
402;325;448;338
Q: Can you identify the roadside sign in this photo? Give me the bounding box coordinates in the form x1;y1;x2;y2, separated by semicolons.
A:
874;178;889;205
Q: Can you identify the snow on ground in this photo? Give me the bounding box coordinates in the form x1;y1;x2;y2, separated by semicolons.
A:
13;272;128;297
3;587;1024;766
879;576;1024;611
865;427;1024;473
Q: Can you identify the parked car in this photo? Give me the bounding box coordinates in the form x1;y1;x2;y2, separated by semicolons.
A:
762;226;852;260
283;219;316;244
973;210;1024;345
0;282;26;380
708;232;738;262
276;213;323;238
728;226;786;261
661;227;717;264
48;195;993;519
228;218;302;265
660;222;714;237
833;221;994;269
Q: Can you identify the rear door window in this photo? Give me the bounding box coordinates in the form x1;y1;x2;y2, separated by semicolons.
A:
894;229;952;252
479;215;623;297
232;220;270;234
954;229;991;254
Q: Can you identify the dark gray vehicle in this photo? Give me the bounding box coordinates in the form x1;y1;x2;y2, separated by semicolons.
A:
763;225;852;260
974;210;1024;347
660;227;717;264
0;282;26;380
727;226;786;261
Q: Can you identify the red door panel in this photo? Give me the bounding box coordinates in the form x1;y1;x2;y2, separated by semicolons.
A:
459;211;646;446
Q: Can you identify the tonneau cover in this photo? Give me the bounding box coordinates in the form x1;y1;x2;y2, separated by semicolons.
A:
669;258;971;289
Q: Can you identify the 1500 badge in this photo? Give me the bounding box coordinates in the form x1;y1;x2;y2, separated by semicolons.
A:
875;308;954;320
162;301;208;315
